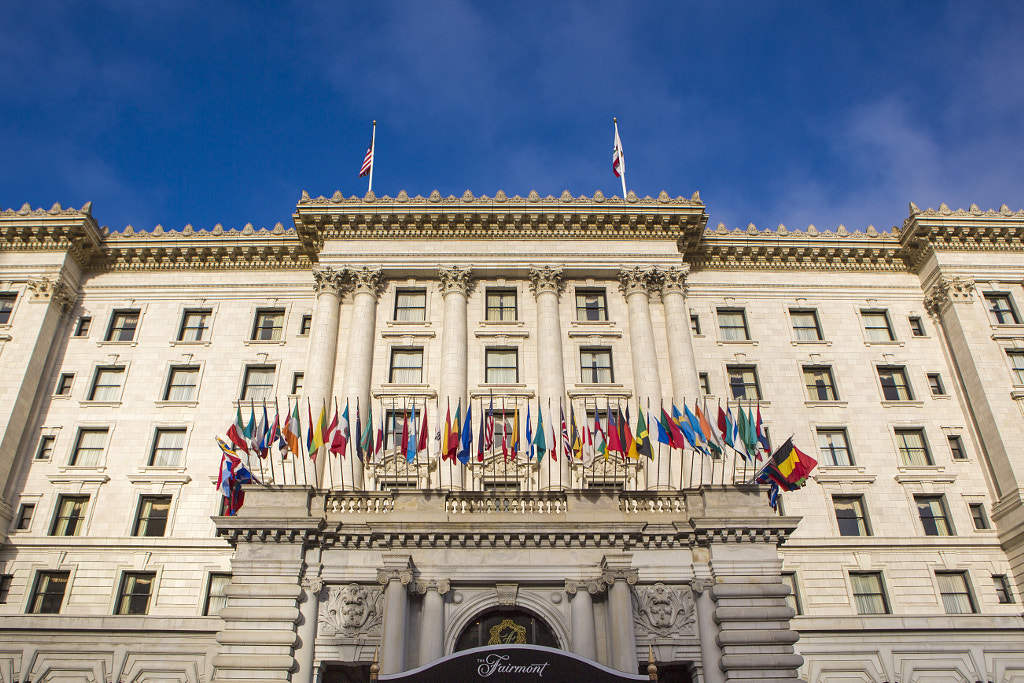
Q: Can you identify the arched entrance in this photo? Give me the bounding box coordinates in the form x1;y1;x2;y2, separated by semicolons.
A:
453;607;559;651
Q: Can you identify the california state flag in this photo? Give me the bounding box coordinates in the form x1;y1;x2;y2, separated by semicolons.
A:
613;122;625;178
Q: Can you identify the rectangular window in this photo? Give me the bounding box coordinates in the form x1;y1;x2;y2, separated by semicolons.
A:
850;572;889;615
0;574;11;603
927;373;946;396
106;309;140;342
0;293;17;324
69;428;108;467
833;495;871;536
35;435;55;461
485;348;519;384
896;428;932;466
782;572;801;615
817;428;853;466
241;366;275;401
717;308;750;341
878;366;913;401
116;572;155;615
486;289;517;322
970;503;990;530
690;314;701;335
150;428;186;467
384;409;414;449
74;316;91;337
580;348;613;383
1007;350;1024;384
389;348;423;383
164;366;199;401
133;495;171;536
28;570;69;614
394;289;427;322
576;289;608;322
204;573;231;616
909;316;925;336
937;571;975;614
299;314;312;336
175;309;209;341
16;502;35;530
948;434;966;460
291;372;304;394
804;366;839;401
790;309;823;341
56;373;74;396
984;293;1020;325
699;373;711;395
862;310;895;342
916;495;954;536
251;308;284;341
88;366;125;402
994;575;1014;604
51;494;89;536
727;365;761;400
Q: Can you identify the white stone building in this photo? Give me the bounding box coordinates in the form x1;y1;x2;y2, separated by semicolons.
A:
0;191;1023;682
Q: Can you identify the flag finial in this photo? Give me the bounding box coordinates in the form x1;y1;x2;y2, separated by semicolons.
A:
613;117;617;123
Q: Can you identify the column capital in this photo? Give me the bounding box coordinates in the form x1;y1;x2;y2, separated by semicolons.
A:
437;265;474;296
660;264;690;295
690;578;715;595
924;275;975;316
312;265;348;296
600;568;639;586
565;577;608;595
413;578;451;595
377;568;414;587
528;265;564;296
27;274;77;312
618;266;662;297
348;266;385;297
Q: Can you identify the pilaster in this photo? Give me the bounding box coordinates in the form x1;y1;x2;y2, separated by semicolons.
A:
377;555;414;674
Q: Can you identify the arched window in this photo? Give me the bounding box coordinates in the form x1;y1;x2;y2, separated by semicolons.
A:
454;608;558;651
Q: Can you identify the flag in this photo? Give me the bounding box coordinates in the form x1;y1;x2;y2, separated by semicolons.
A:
442;405;452;462
500;403;509;460
485;395;495;451
622;407;637;460
594;408;608;461
695;402;722;458
269;404;285;456
606;407;622;456
216;437;255;516
663;407;686;449
306;399;314;457
718;404;737;450
560;406;571;458
375;411;385;461
359;126;374;178
755;438;815;491
509;409;520;460
756;404;771;454
400;407;410;454
612;119;625;179
355;401;364;462
745;406;760;460
683;403;710;455
448;404;462;461
570;407;582;460
534;406;546;462
549;413;558;462
417;405;428;454
526;404;534;460
330;403;349;456
244;403;256;443
477;403;487;462
458;404;473;464
360;403;374;461
254;403;269;458
325;402;339;449
312;403;327;452
228;406;249;453
656;410;671;446
285;401;301;457
636;407;653;459
406;403;418;463
581;413;595;467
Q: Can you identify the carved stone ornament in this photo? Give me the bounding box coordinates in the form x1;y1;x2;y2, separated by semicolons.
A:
527;266;564;296
565;577;609;596
437;265;474;296
304;575;325;596
413;579;451;595
349;266;385;297
689;578;714;595
495;583;519;606
924;276;976;316
377;568;414;587
318;583;384;637
660;264;690;295
618;266;663;297
600;568;639;586
26;275;77;311
633;583;696;637
312;266;347;296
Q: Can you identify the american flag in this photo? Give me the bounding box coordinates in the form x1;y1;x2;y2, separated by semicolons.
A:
359;137;373;178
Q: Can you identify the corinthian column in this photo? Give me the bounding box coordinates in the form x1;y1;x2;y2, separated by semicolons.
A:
438;266;473;490
618;266;664;410
304;266;346;488
337;266;384;490
378;556;414;675
529;266;568;490
660;265;700;404
416;579;450;666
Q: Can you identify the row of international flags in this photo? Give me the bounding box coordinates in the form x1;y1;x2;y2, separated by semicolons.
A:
214;396;817;514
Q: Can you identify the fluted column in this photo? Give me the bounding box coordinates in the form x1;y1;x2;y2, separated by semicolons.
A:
416;579;450;666
529;266;568;490
438;266;473;490
339;267;384;490
601;558;639;674
565;578;603;661
378;556;414;675
294;566;323;683
692;578;725;683
304;267;346;488
660;265;700;404
619;267;664;409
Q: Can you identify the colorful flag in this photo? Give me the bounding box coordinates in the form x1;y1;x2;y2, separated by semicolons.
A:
526;404;534;461
375;410;385;461
449;404;462;462
477;403;487;462
612;119;625;180
359;123;374;178
509;408;519;460
330;403;349;456
606;407;622;456
254;403;269;458
534;405;546;462
406;403;418;463
417;405;428;454
228;406;249;453
570;406;582;460
458;403;473;465
285;401;301;457
442;405;452;462
718;403;736;449
744;406;759;460
664;406;686;449
485;395;495;451
756;404;771;454
560;406;571;458
594;408;608;461
695;402;722;458
355;401;363;462
306;399;314;457
312;403;327;452
581;412;595;467
622;407;638;460
360;402;373;461
636;407;653;459
549;412;557;462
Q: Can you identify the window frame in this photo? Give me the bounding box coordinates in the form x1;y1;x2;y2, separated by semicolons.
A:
948;434;967;461
485;288;518;322
0;574;11;604
35;434;56;461
790;309;823;341
927;373;945;396
576;288;609;323
74;316;92;337
133;495;172;537
717;307;750;341
56;372;75;396
178;308;212;342
817;428;853;466
15;502;35;531
915;495;954;536
204;572;231;616
984;292;1020;325
994;574;1014;604
149;428;187;467
969;503;990;530
389;347;424;384
164;365;200;402
877;365;913;401
299;314;312;336
1007;349;1024;385
803;365;839;401
895;428;932;467
87;365;125;402
28;570;70;614
50;494;89;536
850;571;889;615
291;372;304;395
69;428;108;467
251;308;285;341
105;309;141;342
936;571;976;615
580;347;614;384
690;314;701;336
698;373;711;396
862;309;895;342
485;347;519;384
726;364;761;401
115;571;156;615
240;365;276;401
833;495;871;537
394;288;427;322
0;292;17;325
909;316;926;337
782;571;801;615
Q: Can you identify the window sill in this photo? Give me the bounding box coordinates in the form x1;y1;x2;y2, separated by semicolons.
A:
804;400;848;408
894;467;955;486
814;466;874;485
51;393;72;400
469;386;535;399
880;400;924;408
48;468;110;485
79;400;122;408
155;400;199;408
382;328;435;338
863;340;904;347
169;340;211;347
243;339;286;346
128;468;191;485
929;394;952;400
387;320;432;327
717;339;757;346
792;339;831;346
1010;388;1024;400
571;320;615;327
480;319;524;326
475;328;529;339
97;340;137;347
372;386;437;399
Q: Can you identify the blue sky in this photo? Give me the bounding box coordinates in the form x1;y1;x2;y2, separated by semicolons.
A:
1;1;1022;233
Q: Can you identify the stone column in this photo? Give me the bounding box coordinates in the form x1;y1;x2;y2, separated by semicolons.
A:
692;578;725;683
339;267;384;490
415;579;451;666
601;558;639;674
304;266;346;488
529;266;568;490
565;578;603;661
378;555;414;675
660;266;701;489
295;571;323;683
619;267;664;409
438;266;473;490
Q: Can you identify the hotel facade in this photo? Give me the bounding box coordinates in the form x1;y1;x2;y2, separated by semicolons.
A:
0;190;1023;682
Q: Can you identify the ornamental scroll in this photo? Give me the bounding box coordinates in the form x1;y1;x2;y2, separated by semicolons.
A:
318;583;384;638
632;582;696;638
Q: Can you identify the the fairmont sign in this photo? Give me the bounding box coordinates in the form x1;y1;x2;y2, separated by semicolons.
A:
377;645;651;682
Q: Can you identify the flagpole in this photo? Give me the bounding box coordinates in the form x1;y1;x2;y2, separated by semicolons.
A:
264;401;278;485
368;120;376;194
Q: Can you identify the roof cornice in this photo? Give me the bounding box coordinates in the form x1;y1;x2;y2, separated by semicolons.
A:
899;202;1024;270
0;202;103;267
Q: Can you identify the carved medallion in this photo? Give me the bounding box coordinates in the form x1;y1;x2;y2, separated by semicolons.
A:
633;583;696;637
487;618;527;645
318;583;384;637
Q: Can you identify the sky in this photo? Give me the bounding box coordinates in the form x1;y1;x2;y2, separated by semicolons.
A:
1;1;1022;233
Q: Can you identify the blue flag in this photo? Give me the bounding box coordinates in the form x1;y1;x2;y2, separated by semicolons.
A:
458;404;473;464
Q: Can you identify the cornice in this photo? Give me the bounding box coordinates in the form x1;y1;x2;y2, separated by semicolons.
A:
292;189;708;254
899;202;1024;270
0;202;103;267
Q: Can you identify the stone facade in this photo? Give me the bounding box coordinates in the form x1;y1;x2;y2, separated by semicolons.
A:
0;195;1022;682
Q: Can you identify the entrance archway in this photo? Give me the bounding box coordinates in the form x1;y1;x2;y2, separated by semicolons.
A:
453;608;558;651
